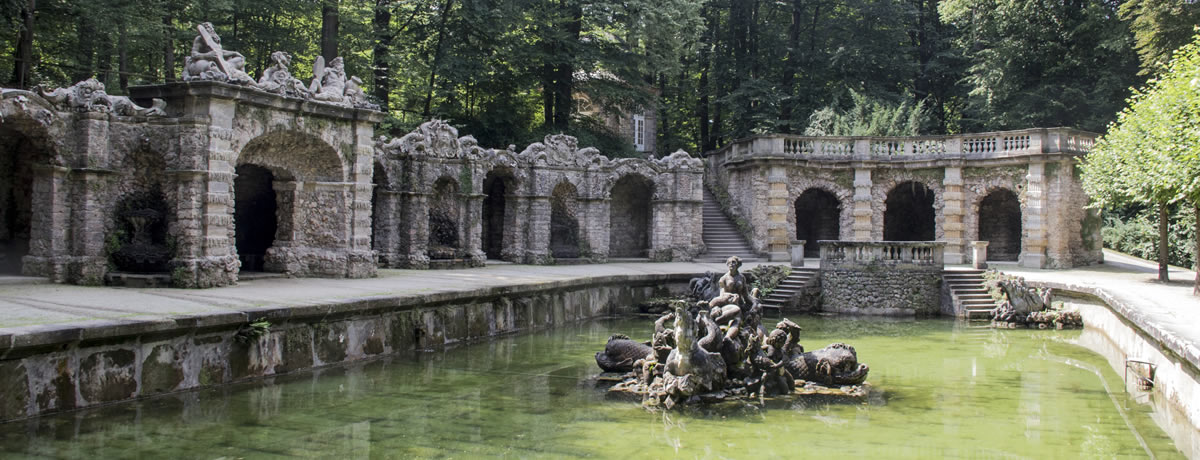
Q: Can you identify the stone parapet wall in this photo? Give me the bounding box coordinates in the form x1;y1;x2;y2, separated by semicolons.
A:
0;274;688;423
818;241;945;315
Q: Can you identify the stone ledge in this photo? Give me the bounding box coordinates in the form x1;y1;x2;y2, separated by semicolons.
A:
1030;280;1200;374
0;272;693;356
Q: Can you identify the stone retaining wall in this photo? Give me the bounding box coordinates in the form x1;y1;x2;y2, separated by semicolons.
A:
0;275;687;422
821;267;943;315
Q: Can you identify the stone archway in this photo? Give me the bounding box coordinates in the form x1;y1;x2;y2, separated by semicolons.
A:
979;189;1022;261
884;181;936;241
0;127;37;274
794;188;841;257
550;181;581;259
482;170;516;260
609;174;654;258
234;164;278;272
234;130;346;276
428;177;461;259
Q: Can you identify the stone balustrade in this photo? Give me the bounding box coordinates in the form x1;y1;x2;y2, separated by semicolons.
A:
819;240;945;269
710;127;1095;163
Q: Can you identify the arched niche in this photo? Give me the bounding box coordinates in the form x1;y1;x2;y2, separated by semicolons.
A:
0;126;40;274
233;164;279;272
428;177;462;259
550;181;581;259
794;188;841;257
884;181;936;241
482;169;517;260
609;174;654;258
978;188;1022;261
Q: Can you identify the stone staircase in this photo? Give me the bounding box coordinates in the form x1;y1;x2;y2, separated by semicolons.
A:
759;267;819;312
699;189;758;262
944;269;998;319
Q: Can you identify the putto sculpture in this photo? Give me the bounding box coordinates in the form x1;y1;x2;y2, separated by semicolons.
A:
598;256;870;409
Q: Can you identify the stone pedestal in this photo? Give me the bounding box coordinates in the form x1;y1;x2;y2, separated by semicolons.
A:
971;241;989;269
790;240;806;267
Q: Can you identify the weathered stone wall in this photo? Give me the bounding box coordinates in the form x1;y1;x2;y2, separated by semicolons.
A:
0;275;688;422
373;121;704;267
821;266;943;315
0;78;384;287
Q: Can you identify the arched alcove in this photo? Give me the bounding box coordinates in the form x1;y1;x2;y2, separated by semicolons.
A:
979;189;1022;261
884;181;936;241
794;188;841;257
0;127;37;274
234;164;278;272
428;177;461;259
609;174;654;258
482;170;516;260
371;162;388;252
550;181;581;259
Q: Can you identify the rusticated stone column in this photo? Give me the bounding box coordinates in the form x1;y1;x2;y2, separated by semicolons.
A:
942;166;966;264
766;166;790;261
1022;162;1048;268
523;194;552;264
851;168;873;241
22;165;70;281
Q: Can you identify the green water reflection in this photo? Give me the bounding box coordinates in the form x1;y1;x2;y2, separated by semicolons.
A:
0;316;1185;459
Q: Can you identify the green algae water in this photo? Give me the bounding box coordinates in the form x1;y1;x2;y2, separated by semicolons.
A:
0;316;1187;459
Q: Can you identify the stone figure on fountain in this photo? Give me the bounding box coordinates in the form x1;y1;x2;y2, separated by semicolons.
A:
599;256;870;410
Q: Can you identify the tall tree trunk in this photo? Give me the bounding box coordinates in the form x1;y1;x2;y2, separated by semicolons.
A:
10;0;34;88
96;29;114;87
372;0;393;111
697;4;715;151
552;0;581;130
163;12;175;82
422;0;454;119
779;0;803;133
1158;202;1170;282
118;19;130;92
73;15;96;82
321;0;340;63
542;62;555;129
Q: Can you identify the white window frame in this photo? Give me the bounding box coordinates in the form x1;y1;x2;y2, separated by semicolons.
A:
633;114;646;151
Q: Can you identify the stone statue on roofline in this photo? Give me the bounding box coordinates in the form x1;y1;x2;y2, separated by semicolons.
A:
182;22;253;85
255;51;309;98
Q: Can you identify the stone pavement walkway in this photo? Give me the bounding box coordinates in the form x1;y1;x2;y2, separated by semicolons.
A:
0;261;732;331
0;252;1196;364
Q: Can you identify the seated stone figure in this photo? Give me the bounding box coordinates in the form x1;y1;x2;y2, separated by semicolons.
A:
182;22;253;84
706;256;759;324
255;51;308;97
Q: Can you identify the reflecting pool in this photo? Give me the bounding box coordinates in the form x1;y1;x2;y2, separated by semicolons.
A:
0;316;1187;458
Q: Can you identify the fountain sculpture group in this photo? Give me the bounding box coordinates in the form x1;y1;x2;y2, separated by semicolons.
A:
597;256;869;409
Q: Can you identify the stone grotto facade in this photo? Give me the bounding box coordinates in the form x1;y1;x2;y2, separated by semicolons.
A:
705;130;1102;268
371;121;704;268
0;23;1102;289
0;24;705;287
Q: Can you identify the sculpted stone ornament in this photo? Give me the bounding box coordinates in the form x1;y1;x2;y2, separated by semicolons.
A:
182;23;254;84
38;78;110;112
311;56;348;104
255;51;309;98
38;78;166;117
603;261;870;410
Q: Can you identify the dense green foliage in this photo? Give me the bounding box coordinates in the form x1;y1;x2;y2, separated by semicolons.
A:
1102;207;1196;270
1;0;1160;152
1081;30;1200;291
